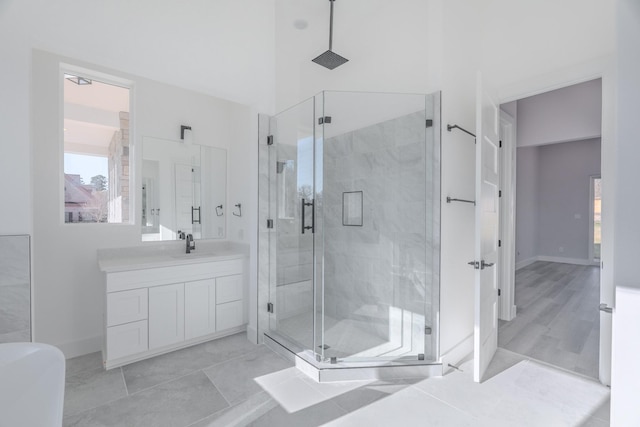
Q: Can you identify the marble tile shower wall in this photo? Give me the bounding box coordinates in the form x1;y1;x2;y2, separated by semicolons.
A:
322;111;434;342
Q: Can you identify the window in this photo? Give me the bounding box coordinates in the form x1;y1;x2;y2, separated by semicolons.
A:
63;70;131;223
590;176;602;262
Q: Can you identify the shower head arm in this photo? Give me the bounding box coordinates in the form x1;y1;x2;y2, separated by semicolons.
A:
329;0;335;51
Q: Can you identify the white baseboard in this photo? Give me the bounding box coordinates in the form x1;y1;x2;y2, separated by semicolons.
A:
56;335;102;359
537;255;591;266
246;326;259;345
516;255;591;270
439;333;473;374
515;257;537;270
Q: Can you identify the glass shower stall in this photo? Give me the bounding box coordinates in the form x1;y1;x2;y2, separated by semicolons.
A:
258;91;441;376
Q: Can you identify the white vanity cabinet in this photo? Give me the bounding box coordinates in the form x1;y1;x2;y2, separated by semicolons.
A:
101;257;246;369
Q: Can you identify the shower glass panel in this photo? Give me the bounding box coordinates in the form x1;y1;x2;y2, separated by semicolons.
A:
268;98;316;353
319;91;437;362
265;91;440;366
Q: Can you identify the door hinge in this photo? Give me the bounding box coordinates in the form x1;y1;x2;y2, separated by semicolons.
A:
266;219;273;229
498;239;502;247
318;116;332;125
267;135;273;145
424;326;432;335
267;302;274;313
426;119;433;128
498;289;501;296
499;190;502;197
467;261;480;270
499;140;502;148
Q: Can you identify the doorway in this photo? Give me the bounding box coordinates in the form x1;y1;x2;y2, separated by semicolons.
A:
497;79;604;380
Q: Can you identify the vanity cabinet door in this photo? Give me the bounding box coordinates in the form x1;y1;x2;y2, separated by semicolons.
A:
107;288;148;327
216;274;243;304
107;320;148;360
216;301;243;331
215;274;244;331
184;279;216;340
149;283;185;349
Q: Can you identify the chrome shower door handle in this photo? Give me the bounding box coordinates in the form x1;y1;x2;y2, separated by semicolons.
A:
301;198;314;234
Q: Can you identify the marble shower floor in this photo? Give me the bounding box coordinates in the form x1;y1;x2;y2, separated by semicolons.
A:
277;311;397;359
63;332;610;426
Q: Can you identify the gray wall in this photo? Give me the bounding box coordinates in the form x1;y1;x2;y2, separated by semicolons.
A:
517;79;602;147
515;147;539;264
516;138;601;264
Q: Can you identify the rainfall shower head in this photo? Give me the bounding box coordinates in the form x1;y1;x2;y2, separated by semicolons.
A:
312;0;348;70
313;50;349;70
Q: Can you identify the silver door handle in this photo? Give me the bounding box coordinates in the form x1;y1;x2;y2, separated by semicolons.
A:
481;260;495;269
599;303;613;314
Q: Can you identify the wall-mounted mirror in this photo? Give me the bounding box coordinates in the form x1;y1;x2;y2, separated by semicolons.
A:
0;235;31;343
141;136;226;241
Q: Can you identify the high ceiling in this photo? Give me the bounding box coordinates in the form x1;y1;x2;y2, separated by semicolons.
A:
6;0;277;112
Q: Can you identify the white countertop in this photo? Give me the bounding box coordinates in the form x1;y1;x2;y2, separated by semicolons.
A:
97;241;249;273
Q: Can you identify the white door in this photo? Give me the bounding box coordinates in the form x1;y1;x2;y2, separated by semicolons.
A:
474;73;501;382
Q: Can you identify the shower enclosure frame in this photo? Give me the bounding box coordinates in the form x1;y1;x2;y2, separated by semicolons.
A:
257;90;442;380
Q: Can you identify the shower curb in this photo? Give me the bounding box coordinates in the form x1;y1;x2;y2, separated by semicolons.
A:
264;333;443;383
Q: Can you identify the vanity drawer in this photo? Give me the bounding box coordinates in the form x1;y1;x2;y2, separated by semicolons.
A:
107;288;148;327
216;274;243;304
216;300;243;331
107;320;148;360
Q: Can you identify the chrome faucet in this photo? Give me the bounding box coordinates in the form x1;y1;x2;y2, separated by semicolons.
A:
186;234;196;254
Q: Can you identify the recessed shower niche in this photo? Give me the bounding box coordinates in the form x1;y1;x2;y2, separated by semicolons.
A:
258;91;441;381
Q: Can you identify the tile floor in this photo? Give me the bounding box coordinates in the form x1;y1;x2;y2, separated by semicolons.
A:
63;332;610;426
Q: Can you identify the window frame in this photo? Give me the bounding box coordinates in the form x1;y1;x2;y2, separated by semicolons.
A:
60;63;136;226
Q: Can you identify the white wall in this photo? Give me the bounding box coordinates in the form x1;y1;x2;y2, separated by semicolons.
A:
0;3;31;235
611;0;640;423
274;0;438;111
437;0;483;360
480;0;615;99
516;79;602;147
31;50;254;356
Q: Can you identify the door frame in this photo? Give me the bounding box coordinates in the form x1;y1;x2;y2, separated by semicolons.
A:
498;110;517;321
496;58;614;385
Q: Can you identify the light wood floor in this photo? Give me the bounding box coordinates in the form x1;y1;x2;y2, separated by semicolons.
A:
498;261;600;379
